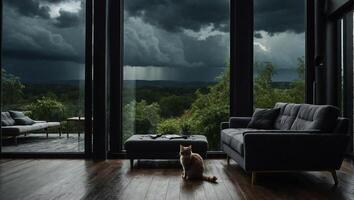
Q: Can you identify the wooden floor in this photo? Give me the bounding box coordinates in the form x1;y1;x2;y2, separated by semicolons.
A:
0;159;354;200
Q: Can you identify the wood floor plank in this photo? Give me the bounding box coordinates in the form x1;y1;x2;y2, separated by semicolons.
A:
206;160;233;200
213;160;245;200
0;158;354;200
165;172;181;200
145;170;170;200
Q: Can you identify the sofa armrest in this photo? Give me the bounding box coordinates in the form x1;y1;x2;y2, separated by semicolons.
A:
243;133;349;171
229;117;252;128
220;122;230;130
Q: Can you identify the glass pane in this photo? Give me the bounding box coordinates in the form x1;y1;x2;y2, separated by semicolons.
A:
123;0;230;150
254;0;305;108
1;0;86;152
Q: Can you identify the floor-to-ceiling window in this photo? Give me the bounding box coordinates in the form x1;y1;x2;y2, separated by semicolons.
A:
122;0;230;150
1;0;86;153
253;0;305;108
337;10;354;154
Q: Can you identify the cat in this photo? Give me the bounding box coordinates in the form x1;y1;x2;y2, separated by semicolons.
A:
179;145;217;182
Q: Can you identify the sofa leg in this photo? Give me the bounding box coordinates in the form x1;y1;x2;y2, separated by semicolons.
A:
251;172;256;185
330;170;338;186
226;155;230;165
130;159;134;169
45;128;49;138
59;126;62;137
67;121;70;138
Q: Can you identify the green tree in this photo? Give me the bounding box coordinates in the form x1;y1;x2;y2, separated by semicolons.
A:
254;62;278;108
159;95;193;118
254;57;305;108
1;69;25;109
184;65;230;149
123;100;161;141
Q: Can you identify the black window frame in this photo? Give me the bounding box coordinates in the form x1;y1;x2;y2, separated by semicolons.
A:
0;0;93;158
0;0;314;158
108;0;313;157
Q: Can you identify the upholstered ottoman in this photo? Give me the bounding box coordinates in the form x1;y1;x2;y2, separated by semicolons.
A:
124;134;208;168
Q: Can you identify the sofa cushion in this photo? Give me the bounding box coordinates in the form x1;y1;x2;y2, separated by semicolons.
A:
247;108;280;129
290;104;340;132
14;116;35;125
229;134;244;156
9;111;26;119
1;112;15;126
1;122;49;135
274;103;301;130
221;128;263;156
221;128;249;145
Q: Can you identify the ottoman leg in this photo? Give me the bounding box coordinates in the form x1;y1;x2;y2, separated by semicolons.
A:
130;159;134;169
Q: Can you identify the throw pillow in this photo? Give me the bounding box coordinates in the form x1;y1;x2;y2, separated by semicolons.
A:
14;116;35;125
247;108;280;129
9;110;26;119
1;112;15;126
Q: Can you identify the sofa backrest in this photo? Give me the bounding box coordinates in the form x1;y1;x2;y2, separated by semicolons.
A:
273;103;301;130
290;104;340;132
1;112;15;126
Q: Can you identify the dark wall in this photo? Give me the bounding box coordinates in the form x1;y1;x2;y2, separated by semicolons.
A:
323;0;353;153
317;0;353;106
327;0;353;15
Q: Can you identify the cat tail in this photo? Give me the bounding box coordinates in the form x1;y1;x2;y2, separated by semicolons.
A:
203;175;217;182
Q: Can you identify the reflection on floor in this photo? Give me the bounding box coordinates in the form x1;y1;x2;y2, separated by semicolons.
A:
1;159;354;200
2;134;84;152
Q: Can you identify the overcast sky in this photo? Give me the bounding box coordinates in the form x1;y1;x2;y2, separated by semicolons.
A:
2;0;305;82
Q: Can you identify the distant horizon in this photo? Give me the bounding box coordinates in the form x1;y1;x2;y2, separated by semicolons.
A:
21;77;299;85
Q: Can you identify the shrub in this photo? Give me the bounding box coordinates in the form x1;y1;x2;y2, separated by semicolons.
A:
157;118;181;135
27;96;66;121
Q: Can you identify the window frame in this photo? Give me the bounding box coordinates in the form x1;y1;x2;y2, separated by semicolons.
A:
0;0;93;158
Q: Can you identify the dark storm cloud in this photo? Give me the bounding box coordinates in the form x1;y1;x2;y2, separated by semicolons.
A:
5;0;83;29
2;1;84;64
254;33;262;39
125;0;304;34
4;0;50;19
254;0;305;33
124;0;229;32
123;16;229;70
182;34;229;68
53;10;82;28
2;18;81;63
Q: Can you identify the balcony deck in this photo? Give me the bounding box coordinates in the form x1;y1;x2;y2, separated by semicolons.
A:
2;133;84;152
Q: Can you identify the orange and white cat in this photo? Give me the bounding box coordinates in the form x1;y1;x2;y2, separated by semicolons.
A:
179;145;217;182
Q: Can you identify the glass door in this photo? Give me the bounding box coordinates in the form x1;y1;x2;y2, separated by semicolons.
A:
338;11;353;154
122;0;230;150
1;0;88;153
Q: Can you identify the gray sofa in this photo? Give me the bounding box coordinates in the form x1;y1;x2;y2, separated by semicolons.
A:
220;103;350;185
1;111;61;144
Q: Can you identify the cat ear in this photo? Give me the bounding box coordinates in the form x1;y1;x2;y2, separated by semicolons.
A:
180;145;183;151
188;145;192;149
